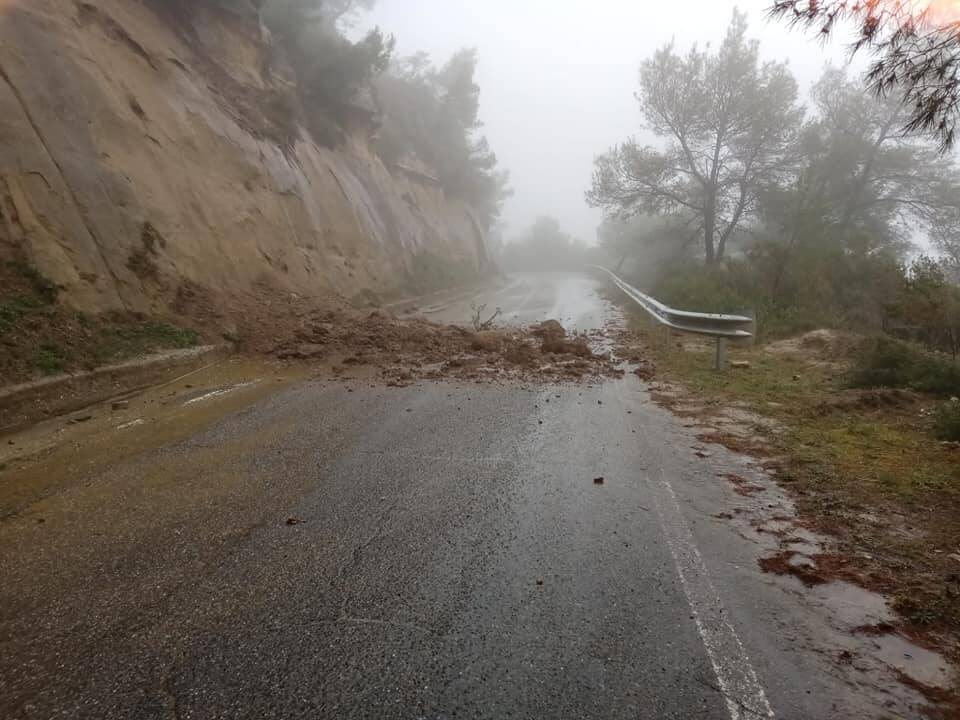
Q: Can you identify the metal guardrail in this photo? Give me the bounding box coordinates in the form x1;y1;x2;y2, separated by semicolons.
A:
589;265;754;371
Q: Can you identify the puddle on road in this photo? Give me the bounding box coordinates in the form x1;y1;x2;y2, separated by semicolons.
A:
809;580;893;628
870;633;953;689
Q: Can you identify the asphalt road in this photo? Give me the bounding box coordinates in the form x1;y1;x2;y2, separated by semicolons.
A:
0;272;936;719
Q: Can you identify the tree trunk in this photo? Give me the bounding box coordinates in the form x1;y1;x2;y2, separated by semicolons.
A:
704;197;717;264
839;112;898;239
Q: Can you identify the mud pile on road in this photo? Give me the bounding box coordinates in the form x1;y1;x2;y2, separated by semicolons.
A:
607;327;657;380
265;310;624;384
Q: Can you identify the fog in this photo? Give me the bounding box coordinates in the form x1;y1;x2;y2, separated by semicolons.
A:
358;1;856;244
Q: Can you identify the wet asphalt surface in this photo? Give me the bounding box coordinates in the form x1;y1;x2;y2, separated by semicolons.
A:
0;274;923;718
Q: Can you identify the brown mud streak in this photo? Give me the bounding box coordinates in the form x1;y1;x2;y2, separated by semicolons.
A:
697;431;773;457
894;670;960;720
724;473;766;498
758;546;960;713
757;550;863;588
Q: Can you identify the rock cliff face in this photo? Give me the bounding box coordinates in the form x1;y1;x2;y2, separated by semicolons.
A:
0;0;490;317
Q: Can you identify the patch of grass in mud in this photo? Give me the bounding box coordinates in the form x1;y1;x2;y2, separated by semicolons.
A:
622;309;960;660
0;258;204;384
93;322;199;365
787;420;957;500
0;296;43;335
33;342;69;375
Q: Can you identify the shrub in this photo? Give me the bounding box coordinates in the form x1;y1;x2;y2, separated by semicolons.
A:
0;299;28;335
933;401;960;441
652;264;753;316
263;2;394;133
34;343;67;375
0;294;49;335
648;261;838;339
7;260;58;303
94;322;199;364
849;337;960;397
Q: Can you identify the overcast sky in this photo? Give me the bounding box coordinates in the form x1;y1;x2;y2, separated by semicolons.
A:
358;1;863;243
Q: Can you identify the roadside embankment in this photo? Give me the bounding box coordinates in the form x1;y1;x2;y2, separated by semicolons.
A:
612;297;960;712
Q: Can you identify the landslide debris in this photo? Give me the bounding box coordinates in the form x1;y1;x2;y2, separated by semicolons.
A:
264;308;623;384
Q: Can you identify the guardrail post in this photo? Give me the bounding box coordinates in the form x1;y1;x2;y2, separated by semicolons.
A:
745;309;757;346
713;337;728;371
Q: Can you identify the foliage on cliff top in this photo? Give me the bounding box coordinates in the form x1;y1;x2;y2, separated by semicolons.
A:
375;50;511;226
157;1;509;226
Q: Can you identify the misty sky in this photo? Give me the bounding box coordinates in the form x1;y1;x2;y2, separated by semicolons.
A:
358;1;862;244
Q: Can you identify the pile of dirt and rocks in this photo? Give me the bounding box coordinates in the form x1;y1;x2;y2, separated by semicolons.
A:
607;328;657;380
765;329;863;366
811;388;920;415
264;310;624;384
2;268;635;389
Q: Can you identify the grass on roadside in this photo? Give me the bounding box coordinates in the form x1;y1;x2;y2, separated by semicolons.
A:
645;338;835;411
93;322;200;365
1;258;201;383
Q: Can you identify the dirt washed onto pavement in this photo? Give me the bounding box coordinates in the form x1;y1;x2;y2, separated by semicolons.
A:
262;308;624;385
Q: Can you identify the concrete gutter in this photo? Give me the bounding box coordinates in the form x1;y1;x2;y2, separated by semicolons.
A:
0;345;232;434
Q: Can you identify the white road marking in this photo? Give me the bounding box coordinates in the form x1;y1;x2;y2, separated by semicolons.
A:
183;381;259;405
646;470;775;719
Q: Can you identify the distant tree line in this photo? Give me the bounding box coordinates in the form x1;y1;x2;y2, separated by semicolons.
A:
498;216;593;272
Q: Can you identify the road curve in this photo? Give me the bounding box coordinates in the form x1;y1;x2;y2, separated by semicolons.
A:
0;272;935;719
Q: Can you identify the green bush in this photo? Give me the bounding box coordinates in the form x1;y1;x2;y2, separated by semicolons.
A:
0;300;27;335
0;295;47;335
94;322;199;363
647;259;837;339
34;342;67;375
934;401;960;441
849;337;960;397
754;303;831;339
652;264;753;316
